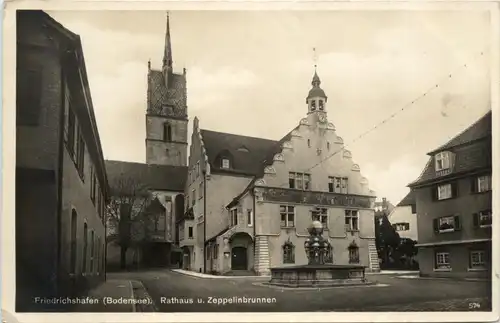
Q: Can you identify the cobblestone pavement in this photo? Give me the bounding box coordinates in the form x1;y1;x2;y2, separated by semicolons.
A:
108;270;492;312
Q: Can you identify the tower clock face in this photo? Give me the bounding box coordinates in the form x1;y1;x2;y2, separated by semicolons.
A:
318;113;327;123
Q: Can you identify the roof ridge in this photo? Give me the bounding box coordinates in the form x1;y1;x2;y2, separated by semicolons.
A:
428;110;491;155
200;128;279;143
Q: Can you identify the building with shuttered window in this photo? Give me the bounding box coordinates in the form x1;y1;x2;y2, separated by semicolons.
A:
408;111;492;278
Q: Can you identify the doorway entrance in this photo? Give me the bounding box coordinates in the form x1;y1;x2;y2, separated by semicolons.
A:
231;247;247;270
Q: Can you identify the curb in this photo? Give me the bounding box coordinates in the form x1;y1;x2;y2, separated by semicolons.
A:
131;280;158;312
128;281;137;312
395;275;490;282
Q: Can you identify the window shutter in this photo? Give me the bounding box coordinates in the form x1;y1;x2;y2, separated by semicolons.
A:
431;187;438;201
454;215;461;231
472;213;479;228
470;177;477;193
451;182;458;198
433;219;439;233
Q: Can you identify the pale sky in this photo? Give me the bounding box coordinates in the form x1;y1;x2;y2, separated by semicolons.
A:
47;10;492;205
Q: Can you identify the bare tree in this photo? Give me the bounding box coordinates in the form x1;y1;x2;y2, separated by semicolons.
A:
106;174;152;269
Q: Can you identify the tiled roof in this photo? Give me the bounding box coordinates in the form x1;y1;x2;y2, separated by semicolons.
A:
428;111;491;155
397;191;416;207
200;129;283;176
147;70;187;118
409;111;492;187
105;160;187;194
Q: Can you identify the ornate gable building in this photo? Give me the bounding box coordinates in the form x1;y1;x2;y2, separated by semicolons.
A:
185;67;379;275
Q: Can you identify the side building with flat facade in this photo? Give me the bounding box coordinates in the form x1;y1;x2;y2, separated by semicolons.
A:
16;10;108;311
408;111;492;278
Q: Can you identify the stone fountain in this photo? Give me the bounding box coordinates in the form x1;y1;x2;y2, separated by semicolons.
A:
268;221;372;288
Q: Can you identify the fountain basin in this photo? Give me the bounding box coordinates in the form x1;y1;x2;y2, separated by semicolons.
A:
268;264;373;288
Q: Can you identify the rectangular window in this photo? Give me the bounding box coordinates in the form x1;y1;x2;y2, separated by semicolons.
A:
89;231;94;274
214;244;219;259
199;181;203;199
17;68;43;126
311;207;328;228
435;152;450;171
474;210;492;228
191;189;196;206
90;166;96;203
469;250;486;269
196;162;200;177
230;208;238;227
97;185;102;219
328;177;348;193
435;251;450;269
434;215;461;233
221;158;230;169
437;184;452;200
344;210;359;231
188;226;193;238
289;172;311;190
393;222;410;231
477;175;492;193
280;205;295;227
247;209;253;227
67;110;76;157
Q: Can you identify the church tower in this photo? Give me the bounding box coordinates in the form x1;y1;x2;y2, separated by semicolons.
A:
145;13;188;166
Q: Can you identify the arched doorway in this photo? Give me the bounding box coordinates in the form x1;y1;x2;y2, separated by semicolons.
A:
229;232;253;271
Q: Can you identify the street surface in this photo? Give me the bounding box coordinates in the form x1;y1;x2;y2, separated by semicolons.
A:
108;270;492;312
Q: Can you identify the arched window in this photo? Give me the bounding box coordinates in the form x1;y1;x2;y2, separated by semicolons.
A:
311;100;316;111
164;123;172;142
319;100;324;111
70;209;78;274
282;240;295;264
82;223;88;274
348;241;360;264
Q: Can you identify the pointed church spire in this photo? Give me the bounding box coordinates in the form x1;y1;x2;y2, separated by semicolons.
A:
163;12;173;68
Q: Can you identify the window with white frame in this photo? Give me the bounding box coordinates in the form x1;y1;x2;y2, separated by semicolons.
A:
344;210;359;231
435;251;450;269
435;152;451;171
221;158;230;169
477;175;492;193
247;209;253;227
469;250;486;269
437;183;452;200
311;207;328;228
478;210;492;227
230;208;238;227
289;172;311;190
436;215;457;232
328;177;348;194
280;205;295;227
393;222;410;231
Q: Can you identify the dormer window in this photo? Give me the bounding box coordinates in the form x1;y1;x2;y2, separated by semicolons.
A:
221;158;230;169
319;100;324;111
435;151;451;171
